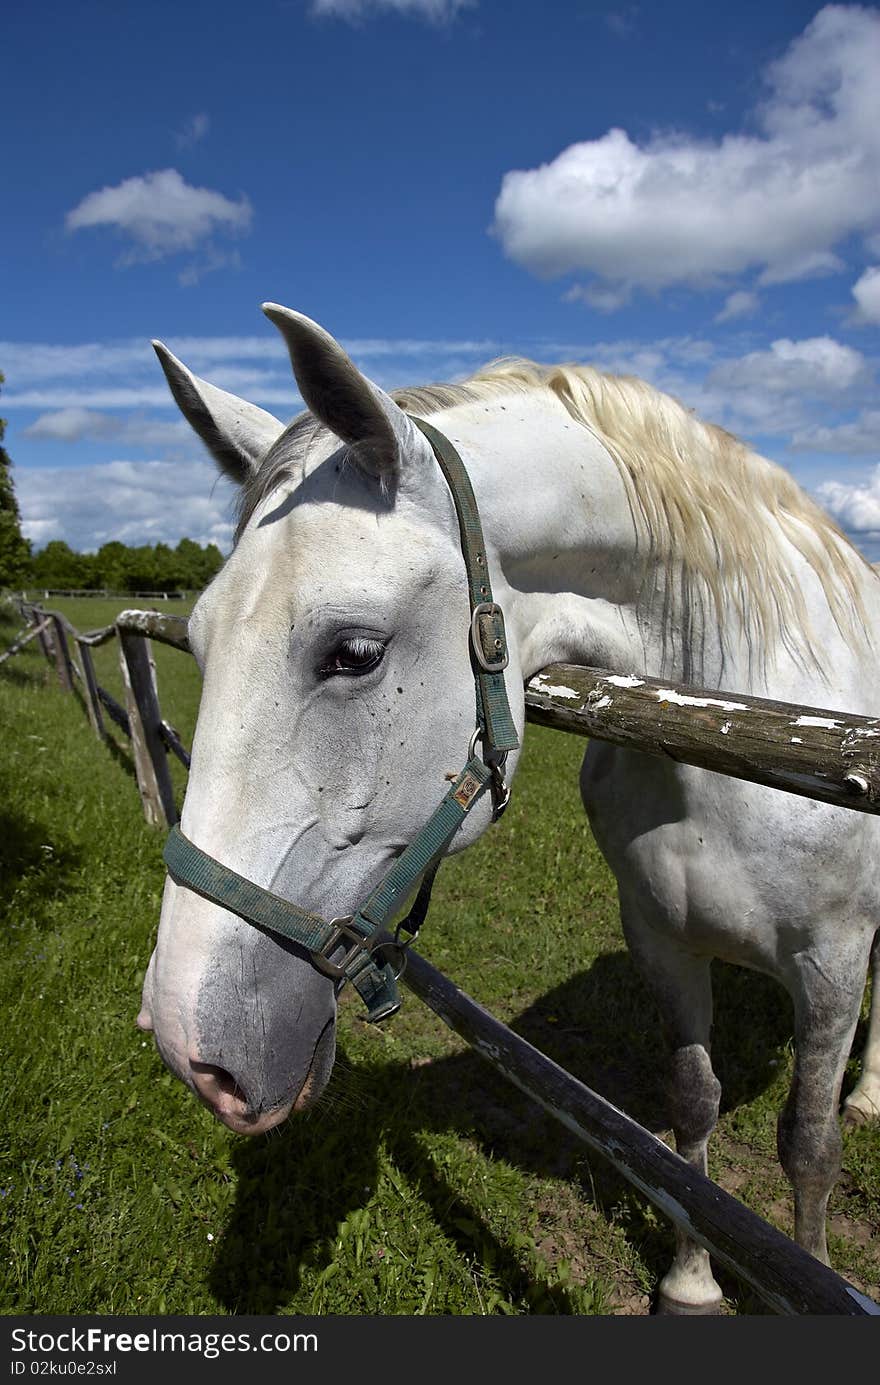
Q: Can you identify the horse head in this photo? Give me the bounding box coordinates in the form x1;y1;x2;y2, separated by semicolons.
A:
138;306;524;1133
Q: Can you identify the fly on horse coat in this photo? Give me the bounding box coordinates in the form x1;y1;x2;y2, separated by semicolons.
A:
139;304;880;1314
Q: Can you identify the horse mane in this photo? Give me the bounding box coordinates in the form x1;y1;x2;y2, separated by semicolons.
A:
239;357;875;666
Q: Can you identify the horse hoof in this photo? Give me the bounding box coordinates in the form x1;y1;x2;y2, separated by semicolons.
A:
655;1291;725;1316
842;1102;872;1129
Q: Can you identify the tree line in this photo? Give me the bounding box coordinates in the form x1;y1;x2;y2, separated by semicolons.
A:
0;374;224;594
27;537;225;594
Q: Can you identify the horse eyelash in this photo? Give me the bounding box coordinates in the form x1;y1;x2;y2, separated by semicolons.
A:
342;637;383;660
318;636;386;678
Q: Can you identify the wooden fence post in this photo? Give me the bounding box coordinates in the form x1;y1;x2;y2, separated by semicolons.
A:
77;640;106;739
49;615;74;692
118;630;177;827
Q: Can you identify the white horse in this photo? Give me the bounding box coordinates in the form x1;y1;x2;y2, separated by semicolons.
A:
139;305;880;1313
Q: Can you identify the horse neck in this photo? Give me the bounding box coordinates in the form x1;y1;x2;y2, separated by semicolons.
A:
427;389;869;696
429;390;694;683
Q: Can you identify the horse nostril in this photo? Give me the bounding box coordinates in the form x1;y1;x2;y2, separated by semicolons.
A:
189;1060;251;1113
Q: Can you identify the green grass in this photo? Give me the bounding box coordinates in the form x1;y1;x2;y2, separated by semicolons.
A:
0;596;877;1315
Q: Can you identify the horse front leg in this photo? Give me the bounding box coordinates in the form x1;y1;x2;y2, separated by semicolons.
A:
842;930;880;1128
777;942;873;1264
620;906;724;1314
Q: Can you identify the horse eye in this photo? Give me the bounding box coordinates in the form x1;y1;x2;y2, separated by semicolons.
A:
319;637;386;678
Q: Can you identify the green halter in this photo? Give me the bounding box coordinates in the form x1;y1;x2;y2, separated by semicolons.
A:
162;416;519;1022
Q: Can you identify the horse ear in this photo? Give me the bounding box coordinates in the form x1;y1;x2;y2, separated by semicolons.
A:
261;304;416;480
152;341;285;486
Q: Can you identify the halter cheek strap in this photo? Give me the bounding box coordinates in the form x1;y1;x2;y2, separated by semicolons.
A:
162;417;519;1022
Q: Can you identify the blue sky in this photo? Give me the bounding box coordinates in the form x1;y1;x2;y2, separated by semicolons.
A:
3;0;880;558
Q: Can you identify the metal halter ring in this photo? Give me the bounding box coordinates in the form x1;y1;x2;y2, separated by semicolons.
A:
469;725;508;770
384;922;419;981
312;917;375;982
468;727;510;822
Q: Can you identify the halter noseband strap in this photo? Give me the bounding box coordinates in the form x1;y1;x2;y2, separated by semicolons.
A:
162;416;519;1022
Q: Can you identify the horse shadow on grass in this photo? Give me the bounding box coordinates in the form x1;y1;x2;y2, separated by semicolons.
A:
210;951;795;1315
0;657;52;689
0;810;84;915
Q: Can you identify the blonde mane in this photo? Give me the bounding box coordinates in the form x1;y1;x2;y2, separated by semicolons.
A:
240;357;874;666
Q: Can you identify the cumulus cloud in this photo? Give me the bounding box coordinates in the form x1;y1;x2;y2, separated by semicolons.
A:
25;408;117;442
65;169;252;266
17;459;237;553
816;464;880;534
792;410;880;454
689;336;875;439
24;408;190;448
493;5;880;302
709;337;869;397
6;386;191;411
715;290;760;323
310;0;472;21
850;265;880;324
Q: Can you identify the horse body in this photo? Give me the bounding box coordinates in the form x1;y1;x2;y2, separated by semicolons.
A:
141;306;880;1311
428;381;880;1308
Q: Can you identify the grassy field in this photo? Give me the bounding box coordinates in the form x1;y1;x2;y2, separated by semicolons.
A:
1;595;878;1316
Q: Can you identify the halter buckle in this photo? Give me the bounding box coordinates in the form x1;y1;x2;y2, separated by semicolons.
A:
313;917;376;982
470;602;509;673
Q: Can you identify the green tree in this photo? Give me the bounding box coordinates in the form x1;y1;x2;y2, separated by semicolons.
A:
196;542;224;588
95;541;129;591
31;540;88;590
0;373;33;588
174;537;204;589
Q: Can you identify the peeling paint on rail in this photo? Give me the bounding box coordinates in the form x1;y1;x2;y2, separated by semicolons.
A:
655;688;749;712
531;676;580;699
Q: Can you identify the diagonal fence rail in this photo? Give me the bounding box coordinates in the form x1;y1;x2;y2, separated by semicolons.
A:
4;597;879;1316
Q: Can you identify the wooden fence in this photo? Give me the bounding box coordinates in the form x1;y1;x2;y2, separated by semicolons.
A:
4;598;880;1316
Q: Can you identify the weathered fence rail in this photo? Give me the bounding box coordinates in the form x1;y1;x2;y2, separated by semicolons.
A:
0;617;50;666
525;664;880;814
4;596;879;1316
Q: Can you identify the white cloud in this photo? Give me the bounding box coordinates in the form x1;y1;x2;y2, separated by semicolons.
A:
17;459;237;553
850;265;880;324
493;5;880;301
175;113;210;149
792;410;880;454
65;169;252;264
310;0;472;20
0;341;149;385
5;387;192;410
715;290;760;323
816;464;880;533
709;337;869;397
24;408;190;448
24;408;119;442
